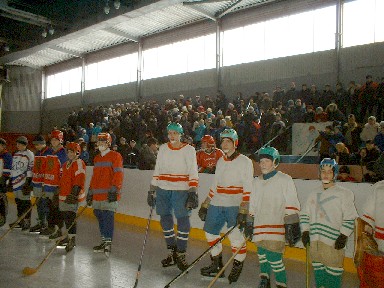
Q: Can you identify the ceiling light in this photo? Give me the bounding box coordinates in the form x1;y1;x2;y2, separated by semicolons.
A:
104;1;110;14
48;26;54;35
114;0;120;9
42;29;47;38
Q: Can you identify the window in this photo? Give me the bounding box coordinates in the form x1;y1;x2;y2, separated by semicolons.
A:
142;33;215;80
343;0;383;47
46;67;81;98
222;5;336;66
85;53;138;90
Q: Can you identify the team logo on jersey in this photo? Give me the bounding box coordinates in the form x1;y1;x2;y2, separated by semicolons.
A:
47;158;54;171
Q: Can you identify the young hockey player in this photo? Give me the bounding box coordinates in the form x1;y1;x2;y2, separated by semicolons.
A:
9;136;34;230
245;146;301;288
196;135;224;174
40;130;68;239
0;138;12;227
147;123;199;271
57;142;86;252
357;180;384;288
198;128;253;283
29;135;53;233
87;132;123;256
300;158;358;288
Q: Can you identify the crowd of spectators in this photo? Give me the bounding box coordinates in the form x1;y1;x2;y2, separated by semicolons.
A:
60;75;384;181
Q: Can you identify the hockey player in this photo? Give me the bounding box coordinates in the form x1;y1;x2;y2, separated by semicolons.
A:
147;123;199;271
40;130;68;239
300;158;358;288
245;147;301;288
9;136;34;230
29;135;53;233
198;128;253;283
87;132;123;256
0;138;12;227
357;180;384;288
57;142;86;252
196;135;224;174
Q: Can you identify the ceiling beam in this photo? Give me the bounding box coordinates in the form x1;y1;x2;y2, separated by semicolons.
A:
48;46;83;58
183;3;217;21
216;0;244;18
103;27;139;42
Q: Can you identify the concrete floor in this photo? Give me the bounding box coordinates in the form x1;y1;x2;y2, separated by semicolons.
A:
0;205;359;288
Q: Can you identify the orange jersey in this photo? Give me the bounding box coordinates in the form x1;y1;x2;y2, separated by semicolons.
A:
32;146;53;188
44;147;68;193
59;158;86;203
89;150;124;202
196;148;224;173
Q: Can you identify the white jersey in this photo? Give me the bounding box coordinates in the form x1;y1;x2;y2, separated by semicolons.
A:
361;180;384;252
11;149;34;192
208;153;253;207
300;184;358;247
250;171;300;243
151;142;198;191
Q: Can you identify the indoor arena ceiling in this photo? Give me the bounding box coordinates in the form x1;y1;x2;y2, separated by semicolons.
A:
0;0;278;69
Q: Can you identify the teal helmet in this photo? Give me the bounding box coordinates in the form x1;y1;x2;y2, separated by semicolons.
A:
167;122;183;134
259;146;280;166
220;128;239;147
319;158;338;180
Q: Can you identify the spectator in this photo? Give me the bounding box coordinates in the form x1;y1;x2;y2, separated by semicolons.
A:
333;142;350;165
359;75;379;122
288;99;305;123
192;119;206;147
309;84;321;107
334;82;348;115
138;137;158;170
337;165;356;182
343;114;362;153
347;81;360;118
284;82;298;106
325;103;346;124
126;140;140;168
364;140;381;164
304;105;315;123
299;84;311;106
376;77;384;120
315;125;334;160
360;116;380;144
314;106;328;123
374;121;384;152
322;84;335;108
79;142;90;165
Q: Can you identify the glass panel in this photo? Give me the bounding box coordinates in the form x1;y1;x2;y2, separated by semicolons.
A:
314;6;335;51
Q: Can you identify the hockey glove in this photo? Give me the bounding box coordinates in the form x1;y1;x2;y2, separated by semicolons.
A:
185;189;199;210
86;191;93;207
22;177;33;196
302;231;310;247
147;191;156;208
236;202;249;230
334;233;348;250
107;186;118;203
284;214;301;247
198;197;210;221
244;216;254;240
65;185;81;204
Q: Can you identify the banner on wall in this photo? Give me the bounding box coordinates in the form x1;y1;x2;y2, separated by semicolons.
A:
292;122;333;156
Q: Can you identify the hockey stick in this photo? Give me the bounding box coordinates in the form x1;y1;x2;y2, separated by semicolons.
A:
207;236;249;288
22;205;87;276
0;197;38;242
164;225;239;288
132;206;154;288
306;243;310;288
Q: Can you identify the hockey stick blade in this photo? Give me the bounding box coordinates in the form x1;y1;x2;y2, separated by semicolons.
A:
164;225;239;288
22;267;37;276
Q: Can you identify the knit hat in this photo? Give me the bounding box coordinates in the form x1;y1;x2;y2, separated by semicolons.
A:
32;135;46;145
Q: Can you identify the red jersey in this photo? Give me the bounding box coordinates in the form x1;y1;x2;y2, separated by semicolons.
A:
44;147;68;193
59;158;86;203
89;150;124;201
196;148;224;173
32;146;53;188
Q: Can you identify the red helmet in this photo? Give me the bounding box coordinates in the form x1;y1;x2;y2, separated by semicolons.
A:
51;130;64;143
66;142;80;154
201;135;215;146
97;132;112;146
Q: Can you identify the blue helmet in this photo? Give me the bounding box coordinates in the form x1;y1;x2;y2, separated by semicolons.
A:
319;158;338;179
167;122;183;134
220;128;239;147
259;146;280;166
